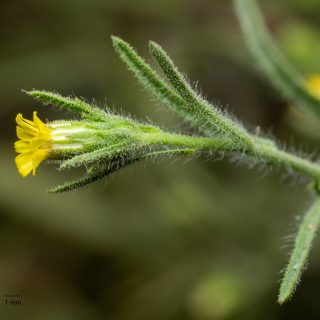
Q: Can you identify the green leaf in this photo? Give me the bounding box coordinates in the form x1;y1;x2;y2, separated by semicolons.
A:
59;144;130;170
149;41;251;144
112;36;210;135
233;0;320;118
49;161;128;193
278;197;320;304
24;90;110;122
50;148;195;193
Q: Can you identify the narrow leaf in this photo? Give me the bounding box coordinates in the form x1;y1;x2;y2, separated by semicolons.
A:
233;0;320;117
149;41;250;143
111;36;210;135
24;90;110;122
278;197;320;304
59;144;129;170
50;148;195;193
49;161;128;193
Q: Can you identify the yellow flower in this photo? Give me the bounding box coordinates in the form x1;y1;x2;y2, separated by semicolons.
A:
305;74;320;100
15;111;52;177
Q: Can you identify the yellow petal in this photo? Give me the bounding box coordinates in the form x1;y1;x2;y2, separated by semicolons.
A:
33;111;44;128
306;74;320;100
14;112;52;177
16;113;38;135
15;153;34;177
16;126;35;141
14;140;32;153
32;149;49;176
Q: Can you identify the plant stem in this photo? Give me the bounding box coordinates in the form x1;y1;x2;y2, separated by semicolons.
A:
147;132;236;152
253;139;320;180
146;132;320;181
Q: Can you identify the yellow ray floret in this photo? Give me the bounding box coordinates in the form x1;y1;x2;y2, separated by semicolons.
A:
15;112;52;177
305;74;320;100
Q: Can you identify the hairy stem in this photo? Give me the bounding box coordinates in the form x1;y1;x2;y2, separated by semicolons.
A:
145;132;320;181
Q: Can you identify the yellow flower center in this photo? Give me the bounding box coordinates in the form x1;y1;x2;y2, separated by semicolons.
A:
15;111;52;177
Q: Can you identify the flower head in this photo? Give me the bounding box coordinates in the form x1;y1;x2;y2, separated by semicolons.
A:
15;112;52;177
16;89;192;191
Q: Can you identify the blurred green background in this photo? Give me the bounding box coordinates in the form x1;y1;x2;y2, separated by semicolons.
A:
1;0;320;319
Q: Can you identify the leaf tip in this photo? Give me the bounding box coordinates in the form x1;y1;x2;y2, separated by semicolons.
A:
22;89;37;97
148;40;159;50
111;35;126;49
277;290;291;305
